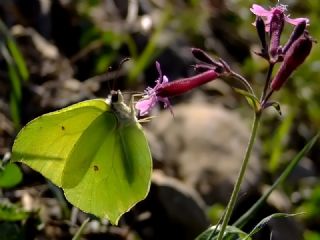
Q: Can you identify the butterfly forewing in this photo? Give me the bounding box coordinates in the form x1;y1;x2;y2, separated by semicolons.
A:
12;99;109;187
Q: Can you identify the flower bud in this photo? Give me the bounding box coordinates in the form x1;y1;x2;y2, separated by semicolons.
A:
256;17;267;53
269;9;285;62
282;20;306;54
191;48;224;73
157;70;219;97
271;32;313;91
191;48;217;65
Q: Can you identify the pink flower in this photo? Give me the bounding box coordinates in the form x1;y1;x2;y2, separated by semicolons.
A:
135;61;219;116
250;4;309;32
135;62;172;116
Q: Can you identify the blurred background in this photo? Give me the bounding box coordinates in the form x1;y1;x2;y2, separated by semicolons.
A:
0;0;319;239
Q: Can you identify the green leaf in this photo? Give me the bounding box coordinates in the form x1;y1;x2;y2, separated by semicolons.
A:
0;201;30;221
0;18;28;82
11;91;152;224
7;54;22;101
0;163;23;189
9;85;21;129
243;213;299;240
234;88;260;112
196;225;250;240
0;39;22;128
207;203;225;225
296;185;320;220
6;38;29;82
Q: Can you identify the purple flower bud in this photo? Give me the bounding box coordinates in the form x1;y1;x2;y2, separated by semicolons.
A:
157;70;219;98
282;20;306;54
191;48;220;67
269;8;284;62
271;32;313;91
256;16;268;53
191;48;225;74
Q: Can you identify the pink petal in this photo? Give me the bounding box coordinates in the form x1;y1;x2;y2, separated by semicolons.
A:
250;4;271;17
156;61;162;82
162;75;169;84
135;97;157;116
285;16;309;26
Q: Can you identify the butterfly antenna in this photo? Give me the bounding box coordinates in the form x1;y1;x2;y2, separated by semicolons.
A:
106;66;114;92
106;57;131;94
115;57;130;90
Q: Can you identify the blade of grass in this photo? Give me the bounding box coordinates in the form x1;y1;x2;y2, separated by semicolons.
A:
0;42;22;128
9;93;21;130
72;218;90;240
0;18;29;81
7;38;29;81
234;133;320;228
0;20;29;129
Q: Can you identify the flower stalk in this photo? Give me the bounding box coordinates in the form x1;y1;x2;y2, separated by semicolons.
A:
216;4;313;239
217;111;261;240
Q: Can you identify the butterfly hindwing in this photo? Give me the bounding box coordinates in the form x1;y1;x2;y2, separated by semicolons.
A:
61;111;117;188
64;121;152;224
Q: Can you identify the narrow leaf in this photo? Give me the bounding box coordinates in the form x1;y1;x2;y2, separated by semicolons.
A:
234;88;260;112
72;218;90;240
9;93;21;130
7;39;29;82
243;213;300;240
0;18;28;81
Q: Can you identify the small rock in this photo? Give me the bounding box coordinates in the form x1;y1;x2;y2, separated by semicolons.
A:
129;170;209;240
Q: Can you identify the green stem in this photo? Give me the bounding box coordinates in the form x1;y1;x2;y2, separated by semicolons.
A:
72;218;90;240
260;63;274;102
216;112;261;240
230;71;255;96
